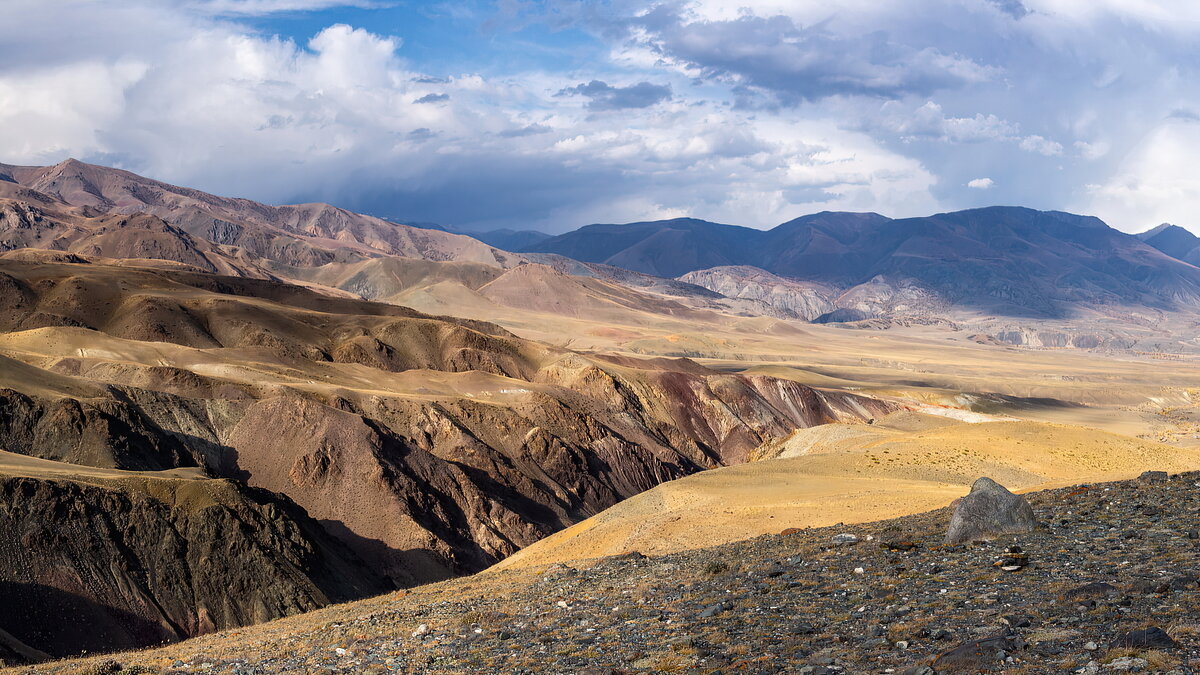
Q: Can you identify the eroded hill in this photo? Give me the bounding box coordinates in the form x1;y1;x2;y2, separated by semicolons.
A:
0;256;893;661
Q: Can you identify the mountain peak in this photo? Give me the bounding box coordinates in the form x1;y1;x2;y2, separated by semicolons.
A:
1139;222;1194;239
1135;222;1200;264
50;157;88;173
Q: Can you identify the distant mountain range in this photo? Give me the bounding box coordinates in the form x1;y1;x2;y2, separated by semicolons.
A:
2;158;1199;329
526;209;1200;319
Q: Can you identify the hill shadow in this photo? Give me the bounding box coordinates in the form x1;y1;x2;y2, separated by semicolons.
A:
0;580;178;659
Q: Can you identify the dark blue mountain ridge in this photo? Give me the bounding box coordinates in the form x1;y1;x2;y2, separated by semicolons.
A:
525;206;1200;317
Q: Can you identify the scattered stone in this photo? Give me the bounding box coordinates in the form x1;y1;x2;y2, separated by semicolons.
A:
993;548;1029;571
999;614;1032;628
542;562;577;580
1104;656;1149;671
412;624;430;638
944;478;1037;545
1060;582;1119;603
831;533;859;546
699;602;728;618
1084;641;1098;651
1111;626;1178;649
764;563;787;577
932;634;1020;672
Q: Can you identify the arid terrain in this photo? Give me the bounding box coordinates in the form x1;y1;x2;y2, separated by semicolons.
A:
2;161;1200;670
16;471;1200;674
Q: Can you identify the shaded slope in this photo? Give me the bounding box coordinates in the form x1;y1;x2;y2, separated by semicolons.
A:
0;452;388;662
522;217;761;278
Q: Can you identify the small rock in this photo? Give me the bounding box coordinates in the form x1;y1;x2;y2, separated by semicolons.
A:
932;634;1020;672
764;563;787;577
412;623;430;637
669;636;696;652
699;602;727;618
862;637;887;649
542;562;577;579
854;567;865;574
999;614;1033;628
1083;641;1098;651
1060;582;1118;603
1111;626;1178;649
994;550;1029;571
895;640;909;650
1104;656;1149;672
832;533;860;545
945;477;1037;545
1138;470;1168;483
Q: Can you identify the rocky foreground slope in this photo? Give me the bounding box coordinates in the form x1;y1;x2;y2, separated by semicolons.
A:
16;470;1200;674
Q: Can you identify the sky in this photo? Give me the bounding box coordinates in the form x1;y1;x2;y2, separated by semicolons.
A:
2;0;1200;234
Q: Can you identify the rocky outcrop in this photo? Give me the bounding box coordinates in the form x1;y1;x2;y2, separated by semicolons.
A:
0;388;198;470
990;328;1136;350
0;470;388;662
944;477;1037;545
677;266;836;321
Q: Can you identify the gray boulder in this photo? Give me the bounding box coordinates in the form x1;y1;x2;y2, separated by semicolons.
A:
944;478;1036;545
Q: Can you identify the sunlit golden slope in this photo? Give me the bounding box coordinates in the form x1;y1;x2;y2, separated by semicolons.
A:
497;411;1200;568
